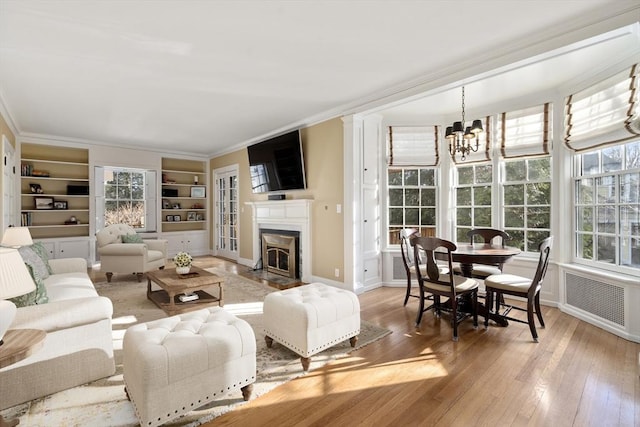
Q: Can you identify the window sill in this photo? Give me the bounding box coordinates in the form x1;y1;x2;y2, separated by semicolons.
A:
558;262;639;286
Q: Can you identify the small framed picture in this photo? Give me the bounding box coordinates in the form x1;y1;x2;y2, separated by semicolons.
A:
162;199;171;209
196;213;204;221
53;200;68;210
172;203;181;209
190;186;205;198
166;215;174;222
187;211;197;221
35;197;54;210
173;215;181;222
30;183;43;194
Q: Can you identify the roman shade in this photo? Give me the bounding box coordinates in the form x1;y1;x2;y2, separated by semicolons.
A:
499;103;551;158
388;126;439;166
564;63;639;152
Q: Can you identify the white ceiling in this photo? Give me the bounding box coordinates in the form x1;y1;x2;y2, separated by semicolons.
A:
0;1;639;157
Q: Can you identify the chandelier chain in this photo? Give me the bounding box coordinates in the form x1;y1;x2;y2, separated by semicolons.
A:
461;86;465;124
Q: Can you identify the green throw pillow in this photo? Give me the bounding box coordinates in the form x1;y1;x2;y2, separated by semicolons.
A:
19;245;50;280
121;233;143;243
9;263;49;307
30;241;54;275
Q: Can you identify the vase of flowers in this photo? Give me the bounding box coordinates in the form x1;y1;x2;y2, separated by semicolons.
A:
174;251;193;275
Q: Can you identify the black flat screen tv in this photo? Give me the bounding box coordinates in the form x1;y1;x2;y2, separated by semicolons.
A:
247;130;306;193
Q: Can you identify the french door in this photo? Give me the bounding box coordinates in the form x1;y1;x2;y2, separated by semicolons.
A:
214;165;239;260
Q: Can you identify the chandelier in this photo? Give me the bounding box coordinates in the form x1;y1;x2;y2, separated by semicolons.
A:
445;86;483;161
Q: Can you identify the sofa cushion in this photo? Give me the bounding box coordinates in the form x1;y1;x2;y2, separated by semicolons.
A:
9;264;49;307
31;241;54;275
19;243;51;280
122;233;143;244
44;272;99;302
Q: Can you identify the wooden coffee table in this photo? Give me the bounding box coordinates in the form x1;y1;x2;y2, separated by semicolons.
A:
147;266;224;316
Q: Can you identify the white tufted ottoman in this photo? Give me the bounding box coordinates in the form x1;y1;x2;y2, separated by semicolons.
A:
123;307;256;427
263;282;360;371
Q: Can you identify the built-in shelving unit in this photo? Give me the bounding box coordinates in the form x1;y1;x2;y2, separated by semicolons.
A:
20;143;90;239
161;157;207;233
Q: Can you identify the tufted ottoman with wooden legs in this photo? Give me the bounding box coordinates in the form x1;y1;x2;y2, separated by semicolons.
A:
263;282;361;371
123;307;256;427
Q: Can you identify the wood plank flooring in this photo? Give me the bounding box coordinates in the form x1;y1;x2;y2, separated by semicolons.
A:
98;257;640;426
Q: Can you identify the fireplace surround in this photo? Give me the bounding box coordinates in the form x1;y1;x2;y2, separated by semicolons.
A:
247;200;312;283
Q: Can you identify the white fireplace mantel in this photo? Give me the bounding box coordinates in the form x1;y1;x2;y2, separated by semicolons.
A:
246;199;313;283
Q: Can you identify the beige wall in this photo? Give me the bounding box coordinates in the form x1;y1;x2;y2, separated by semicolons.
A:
209;117;345;282
0;112;15;147
0;111;15;223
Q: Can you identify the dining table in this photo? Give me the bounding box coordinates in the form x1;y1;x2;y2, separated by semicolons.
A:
437;242;521;326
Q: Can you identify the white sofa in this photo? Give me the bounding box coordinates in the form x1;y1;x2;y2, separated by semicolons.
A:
0;257;115;410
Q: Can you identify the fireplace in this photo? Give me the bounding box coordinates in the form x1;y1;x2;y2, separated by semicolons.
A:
247;200;312;283
261;230;300;278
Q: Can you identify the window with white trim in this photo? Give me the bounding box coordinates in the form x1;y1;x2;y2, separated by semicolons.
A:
502;157;551;251
574;140;640;273
454;163;493;242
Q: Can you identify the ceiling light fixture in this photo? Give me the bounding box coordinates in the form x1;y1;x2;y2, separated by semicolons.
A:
445;86;483;161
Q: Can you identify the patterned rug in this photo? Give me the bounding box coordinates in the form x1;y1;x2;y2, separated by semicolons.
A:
4;268;390;426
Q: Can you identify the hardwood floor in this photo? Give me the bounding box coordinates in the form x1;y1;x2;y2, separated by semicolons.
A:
97;257;640;426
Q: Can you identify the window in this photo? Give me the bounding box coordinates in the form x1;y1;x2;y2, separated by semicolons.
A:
454;163;492;242
388;167;437;244
502;157;552;251
95;166;157;232
574;140;640;273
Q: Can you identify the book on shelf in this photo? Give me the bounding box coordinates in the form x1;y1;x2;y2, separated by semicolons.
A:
21;212;32;226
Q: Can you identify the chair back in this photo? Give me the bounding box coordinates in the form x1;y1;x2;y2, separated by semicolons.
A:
96;223;137;248
411;236;457;294
399;228;419;273
468;228;510;247
529;236;553;296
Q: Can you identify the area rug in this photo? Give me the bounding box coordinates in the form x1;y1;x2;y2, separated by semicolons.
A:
3;268;391;426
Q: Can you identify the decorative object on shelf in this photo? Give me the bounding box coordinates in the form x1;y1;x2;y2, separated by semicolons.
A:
172;203;181;209
187;211;197;221
34;197;54;209
174;251;193;275
65;216;79;225
31;170;50;177
66;185;89;195
29;183;43;194
191;202;203;209
0;246;37;346
162;199;171;209
53;200;68;210
196;213;204;221
173;215;181;222
191;186;205;198
166;215;174;222
445;86;484;161
194;175;199;185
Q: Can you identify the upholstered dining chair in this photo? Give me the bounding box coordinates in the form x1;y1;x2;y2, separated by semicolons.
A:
483;236;553;342
399;228;421;306
453;228;511;279
411;236;479;341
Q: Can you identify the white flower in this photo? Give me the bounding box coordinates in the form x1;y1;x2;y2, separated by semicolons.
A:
174;251;192;267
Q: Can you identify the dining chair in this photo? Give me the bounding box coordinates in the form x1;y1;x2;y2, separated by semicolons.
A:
399;228;421;306
483;236;553;342
411;236;479;341
453;228;511;279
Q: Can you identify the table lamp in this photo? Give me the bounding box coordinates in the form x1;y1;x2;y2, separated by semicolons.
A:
1;226;34;248
0;227;36;346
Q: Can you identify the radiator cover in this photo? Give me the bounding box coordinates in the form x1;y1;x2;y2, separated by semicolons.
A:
565;272;625;326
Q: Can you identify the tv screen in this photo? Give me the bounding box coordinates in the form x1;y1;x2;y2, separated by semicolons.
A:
247;130;306;193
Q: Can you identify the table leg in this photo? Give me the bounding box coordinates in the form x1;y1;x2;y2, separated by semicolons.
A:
147;277;152;299
168;291;176;312
219;283;224;307
460;262;474;277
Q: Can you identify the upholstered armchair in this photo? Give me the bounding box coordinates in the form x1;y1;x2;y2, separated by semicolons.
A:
96;224;168;282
